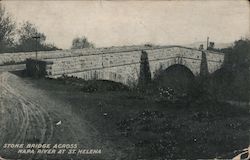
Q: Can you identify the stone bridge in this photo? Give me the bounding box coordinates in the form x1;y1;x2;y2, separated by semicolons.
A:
25;45;224;86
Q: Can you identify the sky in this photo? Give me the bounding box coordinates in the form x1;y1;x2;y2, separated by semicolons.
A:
2;0;250;49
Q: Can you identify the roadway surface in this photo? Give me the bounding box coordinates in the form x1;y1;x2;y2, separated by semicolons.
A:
0;64;26;72
0;71;116;159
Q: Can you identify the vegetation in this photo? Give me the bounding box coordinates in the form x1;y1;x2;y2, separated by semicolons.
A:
14;22;58;52
15;37;248;159
1;4;98;53
210;38;250;102
0;4;15;53
138;50;151;88
2;2;249;158
71;36;95;49
55;75;128;92
30;73;249;159
0;5;58;53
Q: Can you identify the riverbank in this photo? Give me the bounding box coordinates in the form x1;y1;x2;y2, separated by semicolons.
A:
29;75;249;159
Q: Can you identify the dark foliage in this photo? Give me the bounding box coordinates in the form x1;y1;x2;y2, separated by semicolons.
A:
223;39;250;70
200;51;209;77
212;39;250;102
138;50;151;88
13;22;58;52
116;104;248;159
0;5;58;53
55;75;129;92
71;36;95;49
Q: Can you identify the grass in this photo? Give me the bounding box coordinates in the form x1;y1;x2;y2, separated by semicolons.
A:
21;74;250;160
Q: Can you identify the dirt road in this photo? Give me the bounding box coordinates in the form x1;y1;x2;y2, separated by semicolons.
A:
0;64;25;72
0;72;117;160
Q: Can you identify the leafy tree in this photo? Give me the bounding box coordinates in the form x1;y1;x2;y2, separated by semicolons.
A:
15;21;58;52
207;42;215;50
0;4;16;53
71;36;94;49
212;38;250;101
228;39;250;102
223;39;250;70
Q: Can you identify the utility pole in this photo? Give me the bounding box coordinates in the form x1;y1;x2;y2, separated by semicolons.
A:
32;34;41;60
207;36;209;50
32;34;41;77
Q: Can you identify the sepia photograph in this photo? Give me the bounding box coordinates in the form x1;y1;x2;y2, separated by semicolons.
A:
0;0;249;159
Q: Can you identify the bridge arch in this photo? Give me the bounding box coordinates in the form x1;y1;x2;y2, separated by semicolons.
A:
151;56;200;79
153;64;195;93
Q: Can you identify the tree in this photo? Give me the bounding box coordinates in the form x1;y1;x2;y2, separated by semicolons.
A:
224;39;250;70
215;38;250;101
200;51;209;77
207;42;215;51
0;4;16;53
15;21;58;52
71;36;94;49
228;39;250;102
138;50;151;88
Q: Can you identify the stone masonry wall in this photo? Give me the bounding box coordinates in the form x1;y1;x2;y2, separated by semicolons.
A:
0;50;73;65
0;45;157;65
39;46;224;86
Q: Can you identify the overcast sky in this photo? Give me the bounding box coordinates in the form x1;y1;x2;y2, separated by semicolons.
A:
2;0;250;49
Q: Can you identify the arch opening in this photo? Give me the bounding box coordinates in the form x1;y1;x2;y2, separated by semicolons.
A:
154;64;195;94
209;67;233;99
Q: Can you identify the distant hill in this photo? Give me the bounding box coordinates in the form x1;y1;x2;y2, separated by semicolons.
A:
183;41;233;49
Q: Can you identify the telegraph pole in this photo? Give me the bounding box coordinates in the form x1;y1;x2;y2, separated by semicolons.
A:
32;34;41;77
207;36;209;50
32;35;41;60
